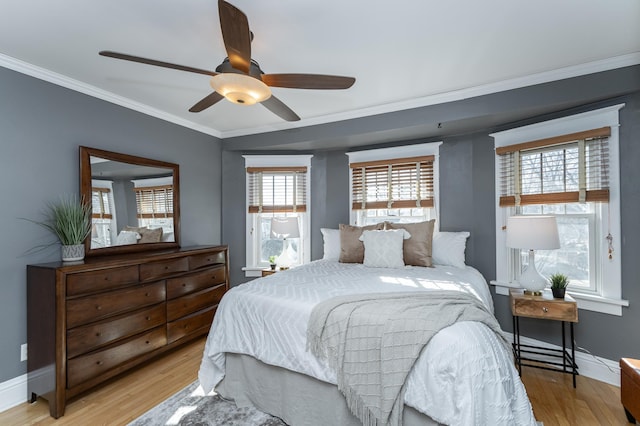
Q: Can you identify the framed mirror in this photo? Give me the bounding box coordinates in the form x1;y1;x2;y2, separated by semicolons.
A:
80;146;180;257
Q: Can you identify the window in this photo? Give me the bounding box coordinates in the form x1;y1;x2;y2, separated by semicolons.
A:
90;181;115;248
347;143;441;226
243;155;312;276
132;177;175;236
492;104;627;315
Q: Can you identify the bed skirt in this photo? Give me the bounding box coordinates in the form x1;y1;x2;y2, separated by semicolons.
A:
217;353;442;426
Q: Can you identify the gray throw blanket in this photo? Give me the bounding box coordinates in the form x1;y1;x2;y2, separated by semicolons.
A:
306;290;510;426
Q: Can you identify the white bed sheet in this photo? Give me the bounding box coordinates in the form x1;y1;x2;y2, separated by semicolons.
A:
199;260;536;425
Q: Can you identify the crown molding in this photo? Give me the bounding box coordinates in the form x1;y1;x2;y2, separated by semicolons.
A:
220;52;640;138
0;53;223;139
2;52;638;141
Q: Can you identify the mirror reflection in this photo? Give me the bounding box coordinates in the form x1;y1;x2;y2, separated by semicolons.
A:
89;156;175;249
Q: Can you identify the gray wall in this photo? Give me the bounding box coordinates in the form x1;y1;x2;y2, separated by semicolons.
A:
221;93;640;363
0;66;222;383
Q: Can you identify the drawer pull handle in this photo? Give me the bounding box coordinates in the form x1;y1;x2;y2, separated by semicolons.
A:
96;305;102;310
145;292;150;297
95;332;101;337
104;277;109;281
165;266;169;270
182;283;187;287
542;307;549;313
145;340;150;344
146;316;151;321
96;361;103;365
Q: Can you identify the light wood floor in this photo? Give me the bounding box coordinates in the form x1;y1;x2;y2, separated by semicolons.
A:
0;336;631;425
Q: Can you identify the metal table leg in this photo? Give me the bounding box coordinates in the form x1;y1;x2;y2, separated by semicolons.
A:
571;322;576;388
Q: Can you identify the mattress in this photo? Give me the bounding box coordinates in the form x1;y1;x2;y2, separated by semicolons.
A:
199;260;536;425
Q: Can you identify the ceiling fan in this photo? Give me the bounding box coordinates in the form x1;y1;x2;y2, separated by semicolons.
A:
99;0;355;122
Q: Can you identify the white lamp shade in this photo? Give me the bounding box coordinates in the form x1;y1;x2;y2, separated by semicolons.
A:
210;73;271;105
271;217;300;239
506;215;560;250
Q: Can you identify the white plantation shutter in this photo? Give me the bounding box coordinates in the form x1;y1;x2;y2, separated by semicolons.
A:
134;185;174;218
496;127;610;207
350;156;434;210
247;167;308;213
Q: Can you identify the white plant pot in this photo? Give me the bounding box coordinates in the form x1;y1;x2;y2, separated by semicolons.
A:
61;244;85;262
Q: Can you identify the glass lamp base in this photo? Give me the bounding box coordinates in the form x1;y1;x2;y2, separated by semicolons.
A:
518;250;548;296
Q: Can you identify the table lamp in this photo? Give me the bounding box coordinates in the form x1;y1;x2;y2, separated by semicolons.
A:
270;217;300;268
506;215;560;296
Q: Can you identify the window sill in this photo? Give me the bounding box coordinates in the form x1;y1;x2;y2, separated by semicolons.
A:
490;280;629;316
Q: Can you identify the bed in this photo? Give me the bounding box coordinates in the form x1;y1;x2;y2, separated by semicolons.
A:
198;256;537;425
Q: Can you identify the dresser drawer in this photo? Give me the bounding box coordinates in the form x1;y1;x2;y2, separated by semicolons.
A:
67;304;166;358
167;306;216;344
189;251;225;270
166;266;226;300
167;284;226;322
139;257;189;281
512;297;578;322
67;281;166;328
66;266;139;297
67;327;166;388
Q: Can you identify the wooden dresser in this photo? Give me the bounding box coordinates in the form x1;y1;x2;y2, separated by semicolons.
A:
27;245;229;418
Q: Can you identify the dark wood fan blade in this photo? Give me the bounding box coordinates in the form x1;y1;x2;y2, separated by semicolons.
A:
261;74;356;90
189;92;225;112
99;51;218;77
218;0;252;74
262;95;300;121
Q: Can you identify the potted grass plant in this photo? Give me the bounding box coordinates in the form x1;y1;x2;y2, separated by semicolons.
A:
549;273;570;299
26;195;92;262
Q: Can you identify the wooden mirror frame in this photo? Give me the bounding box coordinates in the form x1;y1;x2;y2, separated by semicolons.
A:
80;146;181;257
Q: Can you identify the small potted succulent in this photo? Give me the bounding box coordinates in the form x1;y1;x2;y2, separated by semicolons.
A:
268;255;277;271
549;273;570;299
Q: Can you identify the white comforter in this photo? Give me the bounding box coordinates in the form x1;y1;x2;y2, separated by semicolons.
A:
199;260;536;426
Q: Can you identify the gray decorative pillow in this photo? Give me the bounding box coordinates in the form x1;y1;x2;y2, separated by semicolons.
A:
385;219;435;267
139;227;163;243
338;223;384;263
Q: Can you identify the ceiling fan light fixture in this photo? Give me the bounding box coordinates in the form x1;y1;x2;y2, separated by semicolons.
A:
210;73;271;105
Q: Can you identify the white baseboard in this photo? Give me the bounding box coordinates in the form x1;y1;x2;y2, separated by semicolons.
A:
0;373;28;413
0;336;621;414
505;332;620;386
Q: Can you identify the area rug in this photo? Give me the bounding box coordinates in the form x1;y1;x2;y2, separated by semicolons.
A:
128;381;286;426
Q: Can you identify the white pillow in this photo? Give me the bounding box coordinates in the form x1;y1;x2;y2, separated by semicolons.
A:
320;228;341;261
359;229;410;268
115;230;140;246
432;231;470;268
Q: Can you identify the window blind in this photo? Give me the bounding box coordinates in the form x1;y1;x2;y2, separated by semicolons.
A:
134;185;174;218
91;188;113;219
497;127;610;207
247;167;307;213
350;155;434;210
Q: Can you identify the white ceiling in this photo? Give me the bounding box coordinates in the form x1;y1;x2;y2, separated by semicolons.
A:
1;0;639;139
